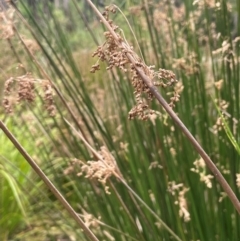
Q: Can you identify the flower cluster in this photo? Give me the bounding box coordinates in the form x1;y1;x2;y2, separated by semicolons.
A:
91;5;180;121
77;146;121;194
191;157;214;188
2;72;56;116
168;181;190;222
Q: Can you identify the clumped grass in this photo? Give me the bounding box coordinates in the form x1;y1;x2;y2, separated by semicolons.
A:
0;0;240;240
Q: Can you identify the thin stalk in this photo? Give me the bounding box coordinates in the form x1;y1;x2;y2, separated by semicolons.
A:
6;38;26;73
65;118;182;241
119;178;182;241
86;0;240;214
15;26;91;145
0;120;100;241
109;182;146;241
72;0;99;46
77;211;140;241
9;2;90;144
141;0;160;66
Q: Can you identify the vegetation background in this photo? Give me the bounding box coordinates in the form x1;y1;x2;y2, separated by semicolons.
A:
0;0;240;240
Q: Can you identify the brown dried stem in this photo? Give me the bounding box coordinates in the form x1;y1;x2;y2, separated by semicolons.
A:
0;120;100;241
86;0;240;214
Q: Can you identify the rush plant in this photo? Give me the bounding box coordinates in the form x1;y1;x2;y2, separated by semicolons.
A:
0;0;240;240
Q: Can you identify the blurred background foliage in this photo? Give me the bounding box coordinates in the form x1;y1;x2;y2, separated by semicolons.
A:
0;0;240;240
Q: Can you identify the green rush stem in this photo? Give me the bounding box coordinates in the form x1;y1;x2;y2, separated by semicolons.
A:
0;120;100;241
72;0;99;46
86;0;240;215
65;119;182;241
119;178;182;241
109;182;146;241
10;3;90;145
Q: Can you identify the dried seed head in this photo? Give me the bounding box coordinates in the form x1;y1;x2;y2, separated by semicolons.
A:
236;174;240;188
0;9;15;39
91;5;180;121
219;192;227;202
4;77;14;94
211;99;230;134
2;96;13;113
2;73;56;116
191;157;213;188
42;82;56;116
77;146;122;194
148;161;163;170
214;79;224;90
17;77;35;103
168;181;190;222
200;173;214;188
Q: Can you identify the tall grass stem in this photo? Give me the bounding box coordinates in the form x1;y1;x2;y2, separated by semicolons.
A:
86;0;240;215
0;120;100;241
